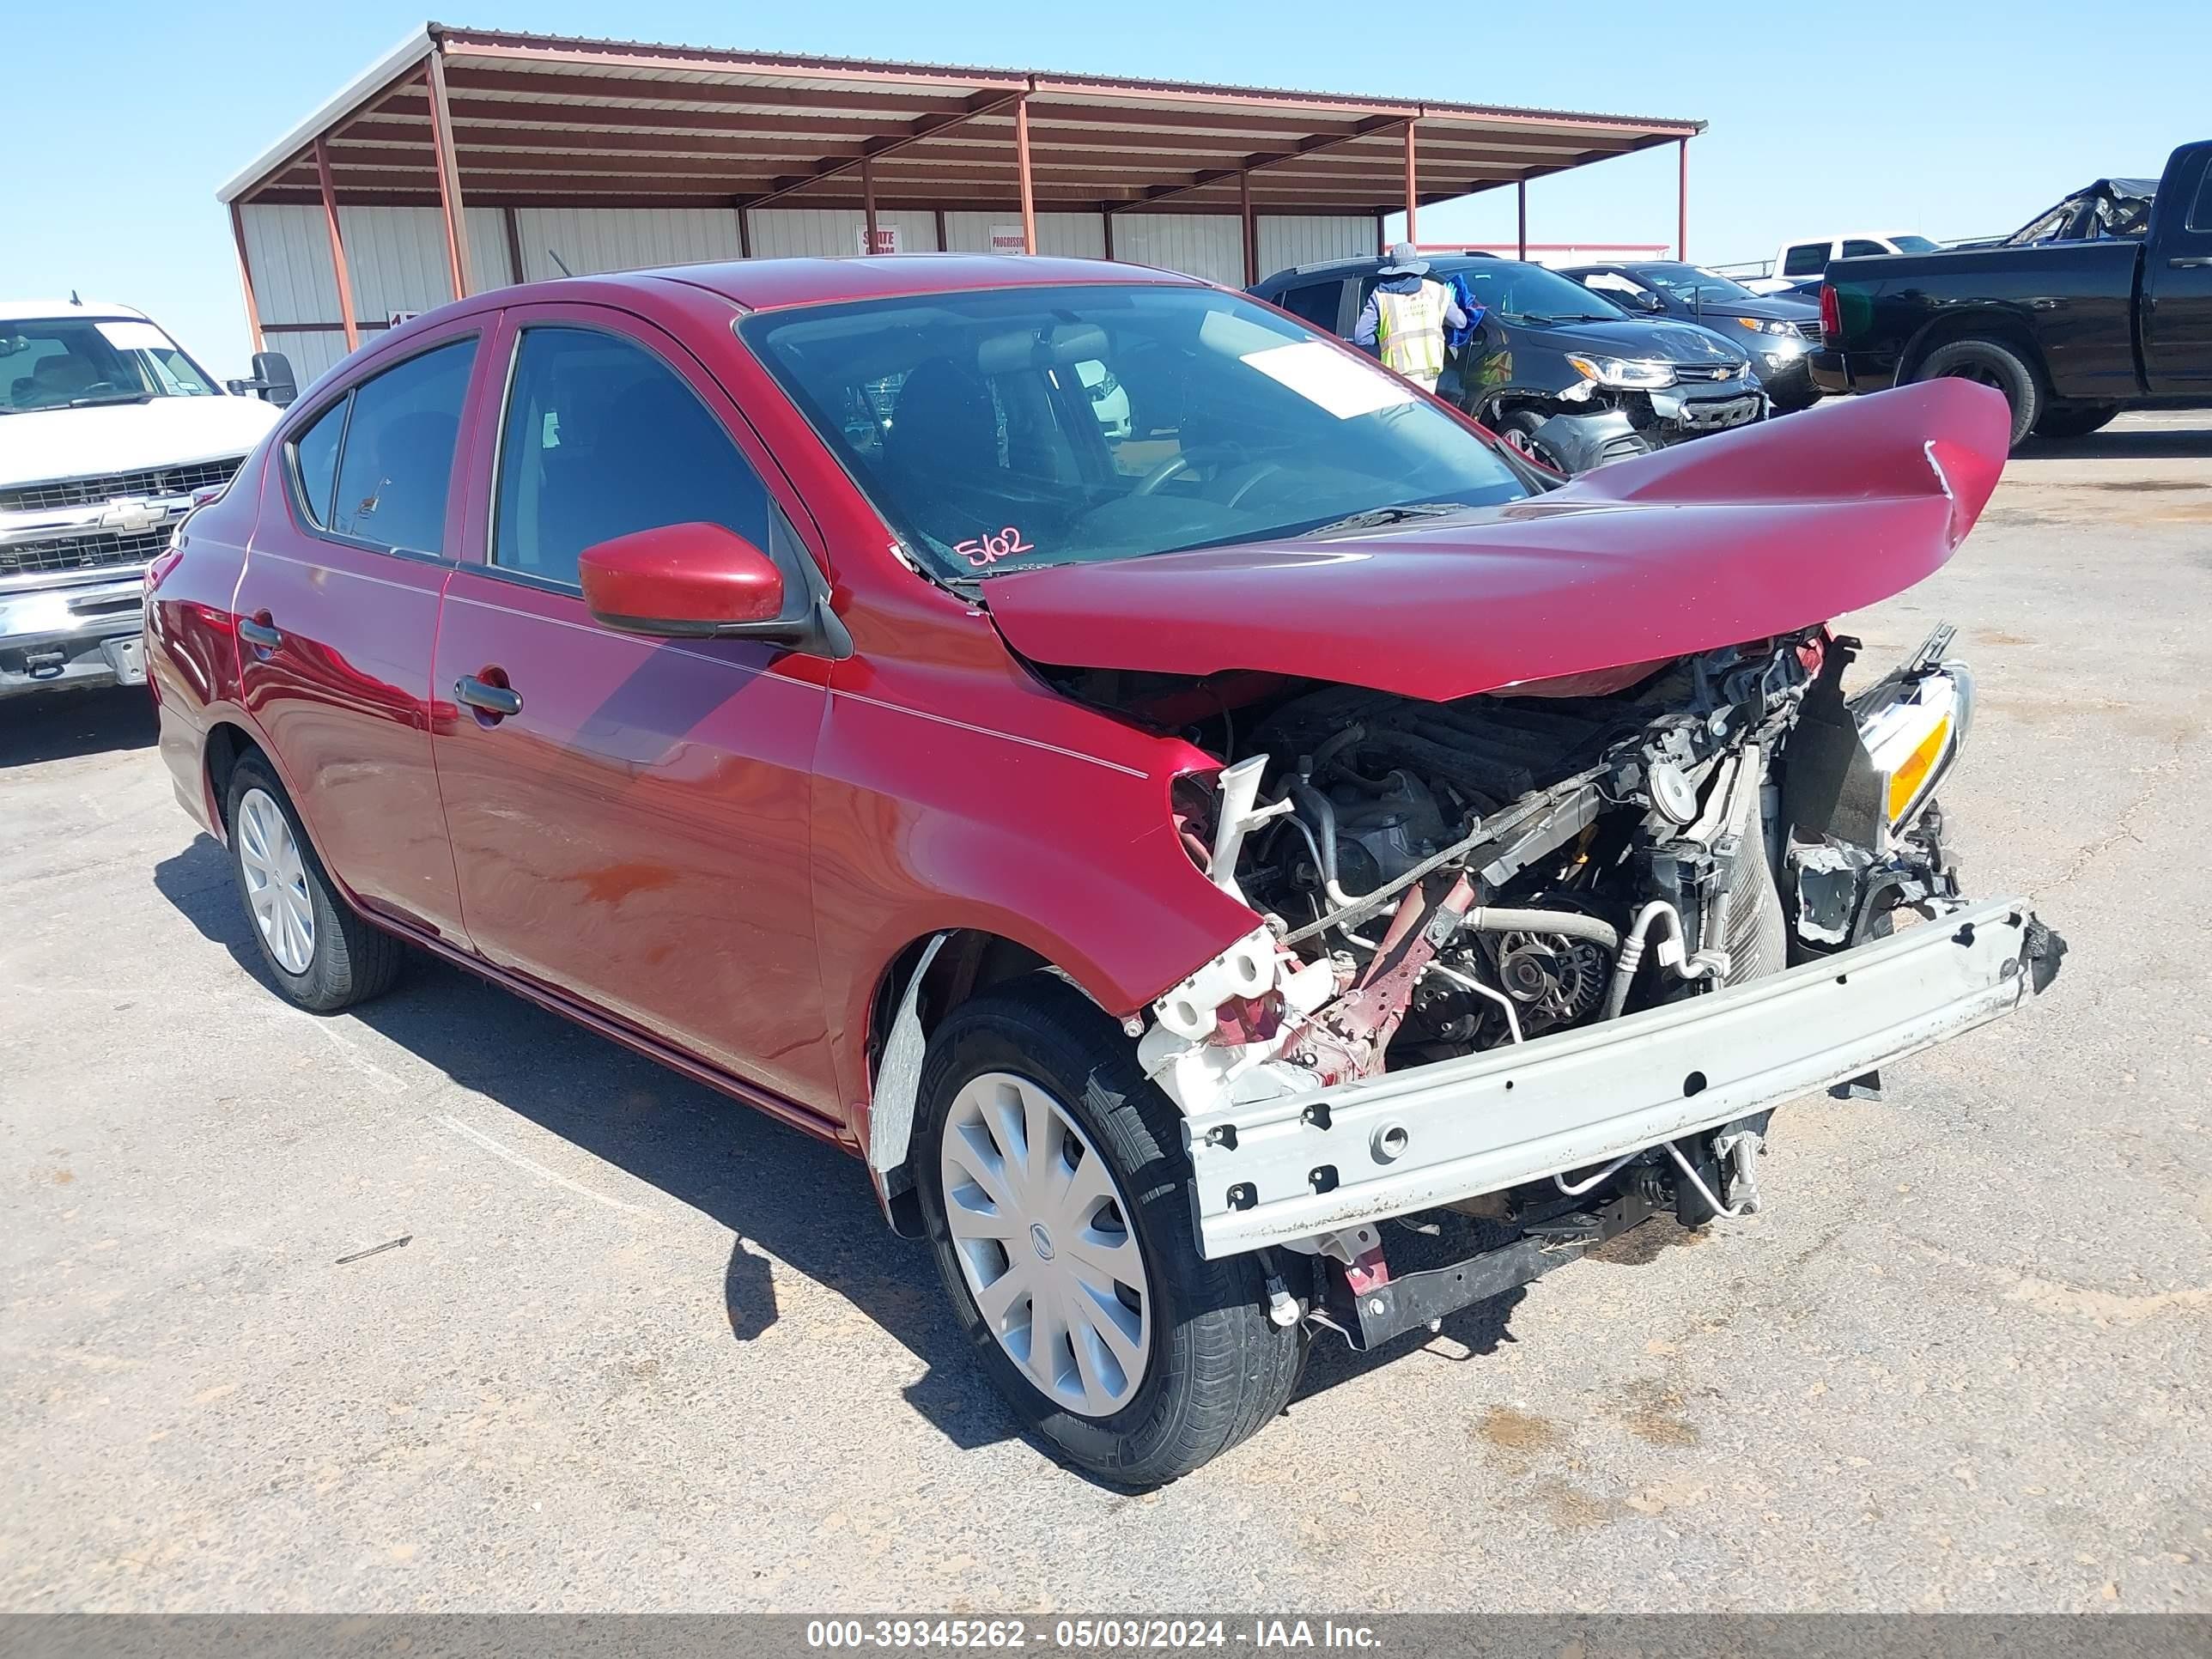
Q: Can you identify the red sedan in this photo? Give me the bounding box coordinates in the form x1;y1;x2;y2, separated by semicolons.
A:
148;256;2060;1484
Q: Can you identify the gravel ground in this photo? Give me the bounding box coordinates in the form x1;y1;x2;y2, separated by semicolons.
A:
3;412;2209;1613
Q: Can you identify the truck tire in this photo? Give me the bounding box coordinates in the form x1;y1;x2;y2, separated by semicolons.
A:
1911;339;2042;451
915;974;1304;1486
2033;403;2121;441
224;754;406;1012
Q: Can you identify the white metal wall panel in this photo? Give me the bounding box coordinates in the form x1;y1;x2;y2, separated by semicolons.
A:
467;208;515;289
335;207;458;320
281;331;355;390
239;204;341;327
748;207;941;257
1256;215;1376;281
939;210;1107;258
1111;215;1244;287
512;207;743;281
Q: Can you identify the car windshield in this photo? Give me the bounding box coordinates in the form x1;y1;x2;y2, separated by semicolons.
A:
1890;235;1940;252
1633;264;1765;305
1441;261;1622;323
0;316;221;414
743;284;1528;581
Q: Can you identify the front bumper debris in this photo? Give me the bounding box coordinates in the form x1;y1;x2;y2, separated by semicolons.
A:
1185;896;2058;1259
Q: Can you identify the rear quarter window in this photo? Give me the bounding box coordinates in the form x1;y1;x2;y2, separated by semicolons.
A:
1781;243;1829;277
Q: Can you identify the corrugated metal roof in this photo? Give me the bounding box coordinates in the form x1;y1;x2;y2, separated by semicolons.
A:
222;22;1703;216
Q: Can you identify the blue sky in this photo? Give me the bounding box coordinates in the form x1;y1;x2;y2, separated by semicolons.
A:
15;0;2210;376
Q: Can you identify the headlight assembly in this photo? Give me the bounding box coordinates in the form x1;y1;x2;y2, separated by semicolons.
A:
1734;317;1797;336
1565;354;1677;389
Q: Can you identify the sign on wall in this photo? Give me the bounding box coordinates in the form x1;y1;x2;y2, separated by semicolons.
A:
855;225;903;255
990;224;1028;255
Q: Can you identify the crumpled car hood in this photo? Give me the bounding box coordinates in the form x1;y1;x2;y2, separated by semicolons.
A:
983;380;2008;702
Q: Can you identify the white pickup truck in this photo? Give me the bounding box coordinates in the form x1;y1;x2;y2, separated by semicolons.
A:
1713;233;1943;295
1;300;295;699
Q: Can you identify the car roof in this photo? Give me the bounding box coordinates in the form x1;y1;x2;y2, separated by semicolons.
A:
0;299;149;324
586;253;1206;313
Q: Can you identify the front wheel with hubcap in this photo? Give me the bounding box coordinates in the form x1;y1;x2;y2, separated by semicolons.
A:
224;755;404;1012
1495;410;1571;473
916;975;1304;1486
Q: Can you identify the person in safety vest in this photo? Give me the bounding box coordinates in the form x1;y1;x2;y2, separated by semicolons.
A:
1351;243;1468;393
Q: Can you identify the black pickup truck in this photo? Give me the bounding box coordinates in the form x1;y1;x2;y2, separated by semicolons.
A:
1812;139;2212;447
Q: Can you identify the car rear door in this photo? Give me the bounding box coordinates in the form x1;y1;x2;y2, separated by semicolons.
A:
2143;145;2212;396
431;302;838;1118
234;325;483;944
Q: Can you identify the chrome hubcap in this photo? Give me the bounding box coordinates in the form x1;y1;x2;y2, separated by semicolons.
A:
236;787;314;975
939;1071;1152;1417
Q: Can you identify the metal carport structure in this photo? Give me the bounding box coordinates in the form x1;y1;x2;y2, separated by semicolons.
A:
219;24;1702;383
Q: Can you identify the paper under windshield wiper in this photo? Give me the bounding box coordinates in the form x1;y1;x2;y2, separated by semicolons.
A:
1294;501;1474;538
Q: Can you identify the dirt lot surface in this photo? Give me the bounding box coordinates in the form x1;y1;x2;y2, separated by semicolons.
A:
4;412;2209;1612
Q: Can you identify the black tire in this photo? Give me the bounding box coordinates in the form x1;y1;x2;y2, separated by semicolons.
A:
1496;410;1571;474
1911;338;2043;451
915;974;1303;1486
2032;403;2120;441
223;754;404;1012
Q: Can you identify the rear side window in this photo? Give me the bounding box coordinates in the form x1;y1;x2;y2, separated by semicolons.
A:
1840;239;1887;259
290;398;348;527
493;326;770;588
1781;242;1828;277
1273;281;1345;332
326;340;477;556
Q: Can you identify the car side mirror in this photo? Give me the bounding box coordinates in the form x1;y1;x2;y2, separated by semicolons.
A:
579;520;844;655
228;351;298;407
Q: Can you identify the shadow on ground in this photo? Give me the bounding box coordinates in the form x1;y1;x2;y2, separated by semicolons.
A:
151;831;1694;1476
2022;423;2212;463
2;685;156;769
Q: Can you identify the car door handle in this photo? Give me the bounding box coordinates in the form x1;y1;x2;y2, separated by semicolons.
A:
2171;256;2212;269
238;616;281;649
454;675;523;719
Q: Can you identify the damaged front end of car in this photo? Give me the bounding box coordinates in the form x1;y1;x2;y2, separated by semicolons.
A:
1117;623;2060;1348
977;382;2063;1352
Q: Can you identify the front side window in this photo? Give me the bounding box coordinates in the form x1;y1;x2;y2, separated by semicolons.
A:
493;326;770;588
0;316;220;414
744;283;1528;582
1839;240;1888;259
327;339;477;556
1890;234;1940;252
1781;243;1828;277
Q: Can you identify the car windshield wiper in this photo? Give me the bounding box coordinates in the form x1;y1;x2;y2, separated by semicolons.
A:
1292;501;1475;539
64;392;155;409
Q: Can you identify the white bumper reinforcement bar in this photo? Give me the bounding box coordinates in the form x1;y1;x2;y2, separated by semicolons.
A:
1185;896;2055;1259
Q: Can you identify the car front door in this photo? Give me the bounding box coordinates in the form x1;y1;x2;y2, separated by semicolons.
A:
2144;147;2212;396
431;304;839;1119
234;326;482;943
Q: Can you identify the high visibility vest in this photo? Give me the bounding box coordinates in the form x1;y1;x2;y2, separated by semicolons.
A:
1374;282;1448;387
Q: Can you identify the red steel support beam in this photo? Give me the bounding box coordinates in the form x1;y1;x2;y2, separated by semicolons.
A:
1015;94;1037;253
1240;168;1257;286
1101;207;1115;262
1401;120;1418;245
862;155;878;252
738;204;752;259
1516;179;1528;260
425;53;476;298
313;140;361;349
229;204;265;356
501;204;526;285
1677;137;1689;258
933;207;947;252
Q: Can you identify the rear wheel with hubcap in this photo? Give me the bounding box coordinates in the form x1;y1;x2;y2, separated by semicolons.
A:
224;755;404;1012
915;975;1303;1486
